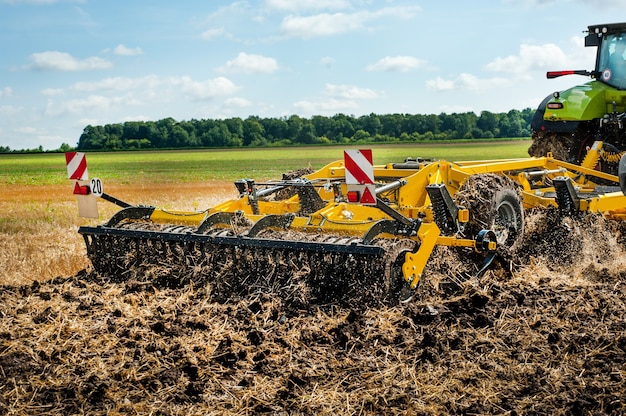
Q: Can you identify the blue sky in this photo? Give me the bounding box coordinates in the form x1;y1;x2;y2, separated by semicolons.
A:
1;0;625;150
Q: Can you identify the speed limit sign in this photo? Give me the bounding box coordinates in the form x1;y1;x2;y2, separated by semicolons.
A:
90;178;103;197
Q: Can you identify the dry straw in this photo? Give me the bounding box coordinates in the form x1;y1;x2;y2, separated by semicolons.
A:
1;184;625;414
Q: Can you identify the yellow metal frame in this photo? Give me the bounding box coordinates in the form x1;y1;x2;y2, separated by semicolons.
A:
101;141;626;289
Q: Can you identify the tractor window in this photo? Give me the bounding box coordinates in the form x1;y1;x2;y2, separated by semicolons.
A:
598;34;626;89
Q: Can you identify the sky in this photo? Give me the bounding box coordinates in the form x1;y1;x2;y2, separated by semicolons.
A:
1;0;626;150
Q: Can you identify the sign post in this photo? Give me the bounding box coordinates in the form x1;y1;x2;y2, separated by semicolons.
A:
65;152;99;218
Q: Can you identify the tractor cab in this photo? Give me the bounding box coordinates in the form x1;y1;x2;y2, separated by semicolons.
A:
588;23;626;90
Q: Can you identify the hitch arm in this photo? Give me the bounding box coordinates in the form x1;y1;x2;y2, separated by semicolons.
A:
402;223;441;289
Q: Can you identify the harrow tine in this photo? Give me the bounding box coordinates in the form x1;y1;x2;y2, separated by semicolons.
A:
79;218;420;307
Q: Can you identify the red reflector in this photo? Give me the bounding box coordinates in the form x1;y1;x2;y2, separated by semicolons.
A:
73;182;90;195
360;186;376;204
547;102;563;109
347;191;360;202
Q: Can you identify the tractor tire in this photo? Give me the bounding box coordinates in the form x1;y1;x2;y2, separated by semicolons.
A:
455;174;524;252
528;130;575;161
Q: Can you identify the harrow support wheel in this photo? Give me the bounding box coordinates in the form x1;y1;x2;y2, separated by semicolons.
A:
456;174;524;252
381;239;418;306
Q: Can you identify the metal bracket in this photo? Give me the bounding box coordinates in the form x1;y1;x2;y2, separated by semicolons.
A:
197;211;238;234
475;229;497;252
361;219;398;245
247;213;295;237
371;197;421;238
104;206;155;227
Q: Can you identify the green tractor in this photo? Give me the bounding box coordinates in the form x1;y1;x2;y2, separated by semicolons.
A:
529;22;626;174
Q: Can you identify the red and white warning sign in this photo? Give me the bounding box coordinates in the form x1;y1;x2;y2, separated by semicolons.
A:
344;149;374;185
344;149;377;205
65;152;88;181
65;152;98;218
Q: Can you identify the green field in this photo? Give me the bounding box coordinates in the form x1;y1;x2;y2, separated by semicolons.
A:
0;140;531;185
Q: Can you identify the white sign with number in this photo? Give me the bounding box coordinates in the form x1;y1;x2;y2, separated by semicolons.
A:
90;178;103;197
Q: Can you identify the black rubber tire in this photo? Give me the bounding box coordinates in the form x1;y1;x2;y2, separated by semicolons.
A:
456;174;524;251
488;188;524;248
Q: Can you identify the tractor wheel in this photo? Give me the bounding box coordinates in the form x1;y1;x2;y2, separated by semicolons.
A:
455;174;524;252
528;130;575;161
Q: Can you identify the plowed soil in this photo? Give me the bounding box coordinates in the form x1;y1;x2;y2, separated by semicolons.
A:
1;208;626;414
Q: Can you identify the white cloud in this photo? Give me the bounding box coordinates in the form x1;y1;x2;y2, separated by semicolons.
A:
3;0;59;3
323;83;378;100
114;44;143;56
71;75;161;92
265;0;351;12
218;52;279;74
42;75;239;119
45;94;127;117
41;88;64;96
485;36;595;73
280;6;421;39
224;97;252;108
320;56;335;66
67;75;238;99
78;118;99;127
427;39;589;94
486;43;569;74
122;114;151;122
0;87;12;98
29;51;111;71
426;73;509;92
0;105;22;118
292;83;378;115
15;126;45;134
281;12;362;38
174;76;240;99
293;98;359;115
426;77;455;92
515;0;626;6
201;27;226;40
366;56;425;72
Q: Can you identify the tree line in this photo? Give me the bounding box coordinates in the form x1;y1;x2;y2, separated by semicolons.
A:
75;109;534;151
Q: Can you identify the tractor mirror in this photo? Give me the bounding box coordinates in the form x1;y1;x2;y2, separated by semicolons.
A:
619;154;626;196
585;33;600;47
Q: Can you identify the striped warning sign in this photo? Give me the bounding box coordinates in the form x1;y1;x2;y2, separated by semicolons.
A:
344;149;373;185
65;152;88;181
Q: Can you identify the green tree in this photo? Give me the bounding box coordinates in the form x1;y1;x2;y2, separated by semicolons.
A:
168;125;190;147
330;114;355;141
357;113;381;136
206;124;233;147
225;117;244;143
58;143;73;152
296;121;316;144
477;111;499;135
352;129;371;142
243;117;265;146
311;115;333;140
379;114;403;137
286;115;304;143
263;117;288;143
